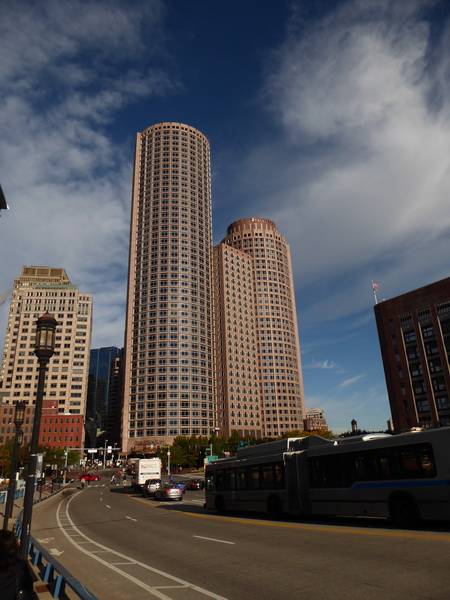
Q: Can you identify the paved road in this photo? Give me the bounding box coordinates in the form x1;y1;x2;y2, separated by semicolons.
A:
31;481;450;600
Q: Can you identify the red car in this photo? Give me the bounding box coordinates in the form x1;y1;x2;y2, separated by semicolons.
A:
79;473;101;481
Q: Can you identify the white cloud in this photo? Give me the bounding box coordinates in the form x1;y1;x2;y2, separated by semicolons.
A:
0;0;173;348
308;359;338;370
246;0;450;324
338;374;366;390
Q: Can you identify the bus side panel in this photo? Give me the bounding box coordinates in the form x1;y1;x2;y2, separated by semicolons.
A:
285;453;311;516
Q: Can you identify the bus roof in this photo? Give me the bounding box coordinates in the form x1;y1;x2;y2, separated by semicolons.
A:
333;433;392;445
236;437;304;458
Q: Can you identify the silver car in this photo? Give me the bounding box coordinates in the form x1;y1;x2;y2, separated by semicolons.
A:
142;478;162;497
153;484;183;501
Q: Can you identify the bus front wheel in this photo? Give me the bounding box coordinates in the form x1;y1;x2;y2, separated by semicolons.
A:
389;494;419;528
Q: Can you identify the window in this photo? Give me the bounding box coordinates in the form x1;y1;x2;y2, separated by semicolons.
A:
403;330;416;343
308;443;436;488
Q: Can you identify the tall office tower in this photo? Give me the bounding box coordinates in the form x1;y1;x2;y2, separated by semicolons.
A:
0;266;92;449
122;122;214;452
86;346;122;446
214;218;305;438
374;278;450;432
213;243;262;438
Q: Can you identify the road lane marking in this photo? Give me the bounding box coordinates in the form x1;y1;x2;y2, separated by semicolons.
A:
126;516;138;521
55;492;229;600
193;535;235;545
106;505;111;508
182;512;450;541
129;495;450;542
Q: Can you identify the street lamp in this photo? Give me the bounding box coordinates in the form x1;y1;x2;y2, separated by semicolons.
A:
3;401;26;529
103;439;109;468
19;313;57;560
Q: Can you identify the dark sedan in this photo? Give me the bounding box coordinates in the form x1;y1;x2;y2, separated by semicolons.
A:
186;479;204;490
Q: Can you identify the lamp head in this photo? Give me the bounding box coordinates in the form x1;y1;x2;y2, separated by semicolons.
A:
34;312;58;360
14;401;26;428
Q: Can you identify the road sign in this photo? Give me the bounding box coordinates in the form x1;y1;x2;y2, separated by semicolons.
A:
205;456;218;464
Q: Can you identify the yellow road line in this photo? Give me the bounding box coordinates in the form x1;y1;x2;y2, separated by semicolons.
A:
130;495;450;541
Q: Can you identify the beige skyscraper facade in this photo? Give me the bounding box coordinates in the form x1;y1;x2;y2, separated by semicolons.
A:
214;218;305;438
214;243;262;438
0;266;92;447
122;123;215;452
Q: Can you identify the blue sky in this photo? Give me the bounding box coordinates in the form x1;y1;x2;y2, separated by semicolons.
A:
1;0;450;434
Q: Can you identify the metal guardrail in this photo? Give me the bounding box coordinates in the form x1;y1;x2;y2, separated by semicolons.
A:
0;484;25;504
14;489;99;600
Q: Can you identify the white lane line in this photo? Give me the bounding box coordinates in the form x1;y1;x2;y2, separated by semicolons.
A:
57;493;228;600
106;505;111;508
193;535;235;545
126;516;138;522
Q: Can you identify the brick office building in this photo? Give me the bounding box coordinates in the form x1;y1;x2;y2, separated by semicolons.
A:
374;278;450;432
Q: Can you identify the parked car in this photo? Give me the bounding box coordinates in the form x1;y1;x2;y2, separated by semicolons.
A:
142;478;162;497
154;484;183;501
79;473;101;481
186;479;204;490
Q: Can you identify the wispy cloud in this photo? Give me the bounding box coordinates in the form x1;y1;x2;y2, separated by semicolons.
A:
246;0;450;324
307;359;338;370
338;374;366;390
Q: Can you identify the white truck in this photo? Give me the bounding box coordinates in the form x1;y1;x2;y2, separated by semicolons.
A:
132;458;162;491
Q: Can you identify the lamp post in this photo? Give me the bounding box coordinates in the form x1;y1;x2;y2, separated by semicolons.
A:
103;439;108;468
3;401;25;529
19;313;57;560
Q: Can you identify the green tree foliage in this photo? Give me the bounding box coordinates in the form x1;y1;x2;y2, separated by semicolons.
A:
283;429;337;440
226;431;240;456
0;441;15;477
0;443;81;478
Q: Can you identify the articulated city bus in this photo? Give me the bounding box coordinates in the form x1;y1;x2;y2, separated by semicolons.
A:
204;428;450;527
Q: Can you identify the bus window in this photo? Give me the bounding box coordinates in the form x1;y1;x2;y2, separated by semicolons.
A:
261;464;274;490
395;444;436;478
274;464;284;489
224;470;236;491
418;447;435;475
216;470;225;491
248;466;260;490
205;471;214;491
236;468;246;491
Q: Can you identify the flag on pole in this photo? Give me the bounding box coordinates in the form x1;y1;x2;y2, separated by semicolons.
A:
372;282;380;304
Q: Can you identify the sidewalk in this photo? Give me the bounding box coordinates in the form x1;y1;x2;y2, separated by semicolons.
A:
1;483;54;529
1;483;72;599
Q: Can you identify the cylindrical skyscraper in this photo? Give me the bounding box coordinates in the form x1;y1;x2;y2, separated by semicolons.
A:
122;123;214;451
217;218;304;437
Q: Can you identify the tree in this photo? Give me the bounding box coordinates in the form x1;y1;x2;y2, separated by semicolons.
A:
283;429;336;440
226;431;240;456
0;441;14;477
